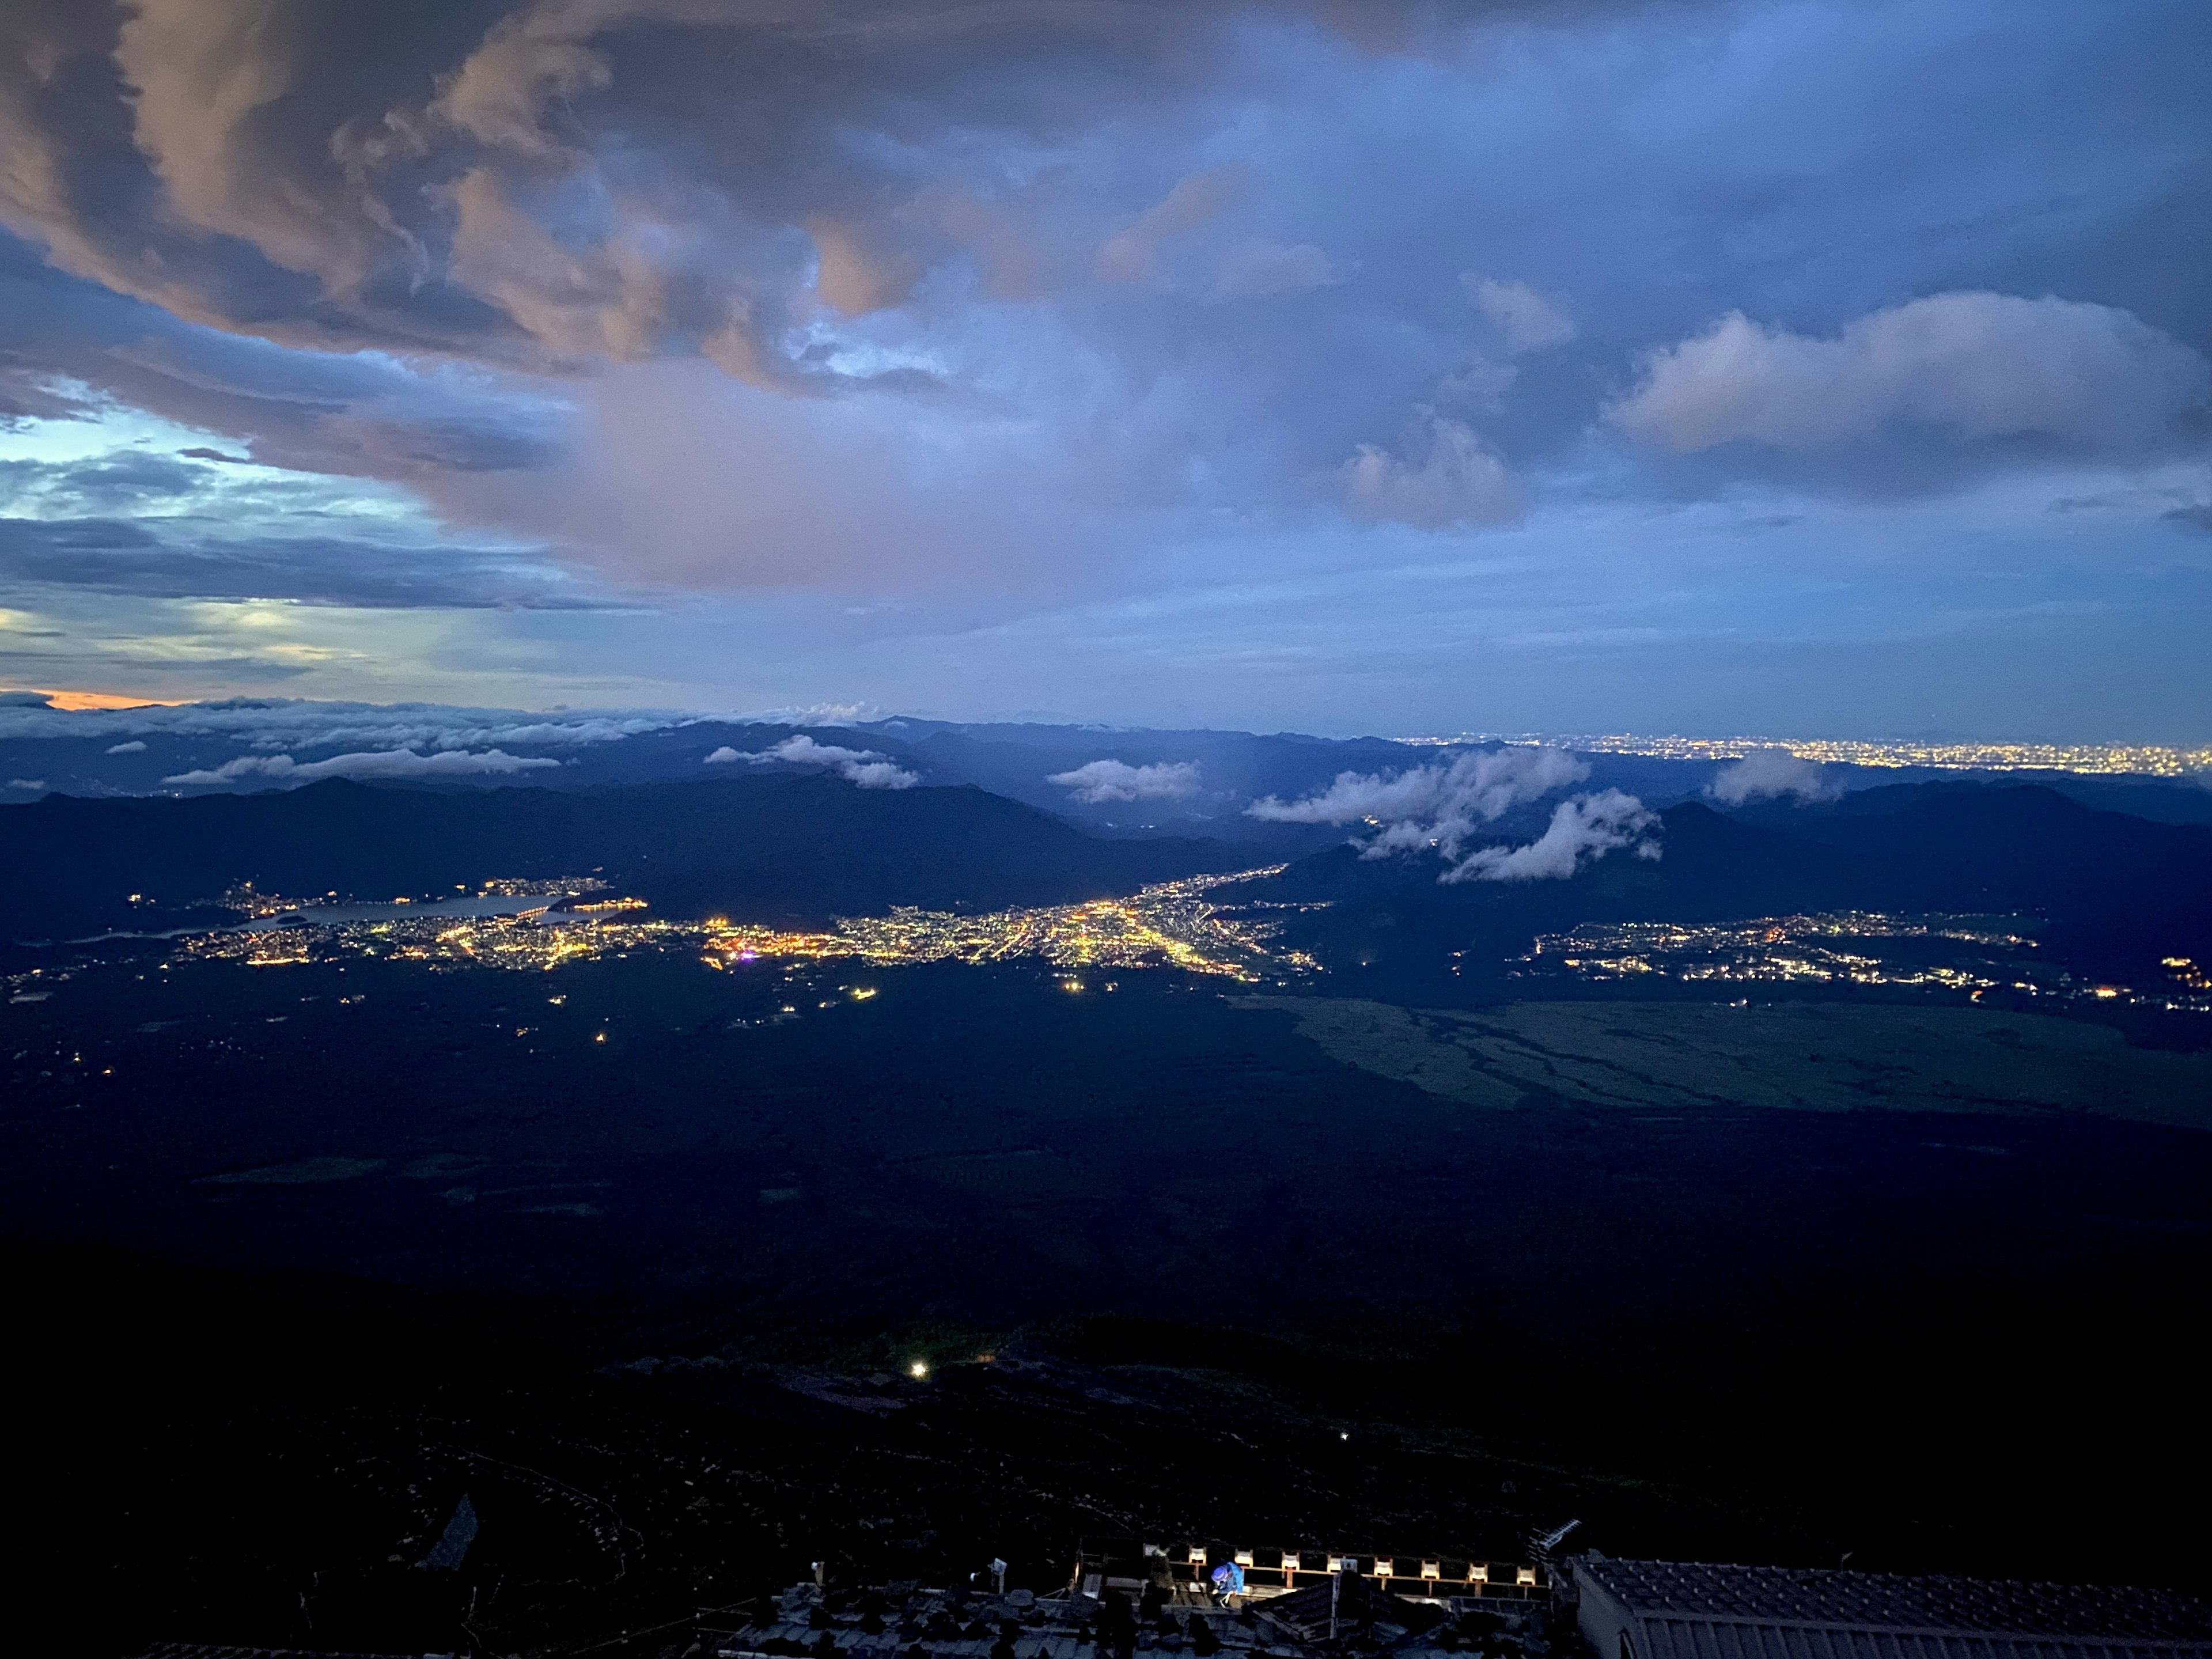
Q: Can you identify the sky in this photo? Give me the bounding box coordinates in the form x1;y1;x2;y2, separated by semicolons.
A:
0;0;2207;741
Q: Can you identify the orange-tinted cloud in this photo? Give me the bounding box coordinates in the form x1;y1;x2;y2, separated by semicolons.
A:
39;689;191;710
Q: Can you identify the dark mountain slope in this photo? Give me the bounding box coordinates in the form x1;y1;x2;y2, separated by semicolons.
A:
1796;784;2212;961
0;774;1259;942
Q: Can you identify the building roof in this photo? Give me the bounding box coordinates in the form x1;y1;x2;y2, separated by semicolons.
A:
1627;1616;2212;1659
1573;1559;2212;1659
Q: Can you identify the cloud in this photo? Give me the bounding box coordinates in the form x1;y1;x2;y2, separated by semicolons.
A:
1047;759;1202;803
5;778;46;792
1707;749;1844;805
1214;242;1345;299
161;747;563;787
1435;357;1518;409
1250;745;1593;876
1097;166;1250;285
1;0;2207;698
712;732;917;789
104;739;146;753
1465;277;1575;353
1443;788;1660;882
0;696;685;751
177;446;252;464
0;513;607;610
0;0;1625;378
840;760;919;790
1343;415;1520;528
1611;293;2210;454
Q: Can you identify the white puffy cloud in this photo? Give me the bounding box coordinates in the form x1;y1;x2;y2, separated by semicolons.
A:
1249;745;1596;876
1465;277;1575;353
1443;788;1660;882
1046;759;1202;802
105;740;147;753
1249;746;1581;827
1611;293;2210;453
1343;415;1520;528
161;748;563;787
1707;749;1844;805
1251;747;1660;882
841;760;921;789
1214;242;1344;299
714;733;918;789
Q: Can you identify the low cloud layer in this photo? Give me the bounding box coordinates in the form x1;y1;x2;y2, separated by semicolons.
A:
1707;750;1845;806
1251;747;1662;881
1046;759;1202;804
1612;293;2209;455
708;733;916;789
1444;788;1660;882
162;747;562;787
1252;745;1584;828
0;697;680;751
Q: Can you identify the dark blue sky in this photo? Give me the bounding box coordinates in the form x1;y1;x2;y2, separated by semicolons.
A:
1;0;2206;738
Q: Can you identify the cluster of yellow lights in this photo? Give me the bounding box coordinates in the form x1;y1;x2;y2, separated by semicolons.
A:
175;868;1320;984
1529;912;2037;990
181;910;681;973
1525;913;2206;1013
1404;733;2212;778
706;868;1306;981
1532;912;2035;956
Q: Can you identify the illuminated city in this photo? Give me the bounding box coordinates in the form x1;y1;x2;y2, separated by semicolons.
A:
704;869;1315;982
1518;914;2212;1013
1402;734;2212;778
150;868;1317;984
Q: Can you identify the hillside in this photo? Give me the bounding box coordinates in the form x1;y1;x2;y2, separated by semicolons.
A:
0;774;1260;942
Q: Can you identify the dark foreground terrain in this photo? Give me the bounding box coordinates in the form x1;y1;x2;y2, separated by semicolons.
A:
8;951;2212;1655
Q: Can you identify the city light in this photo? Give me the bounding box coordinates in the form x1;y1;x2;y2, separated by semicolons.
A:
1399;733;2212;779
150;867;1323;988
700;868;1316;981
1517;914;2209;1014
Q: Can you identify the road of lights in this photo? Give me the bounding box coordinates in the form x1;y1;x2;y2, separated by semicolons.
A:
1400;733;2212;778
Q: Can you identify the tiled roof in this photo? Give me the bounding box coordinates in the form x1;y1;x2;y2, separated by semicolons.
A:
1577;1561;2212;1645
1632;1615;2211;1659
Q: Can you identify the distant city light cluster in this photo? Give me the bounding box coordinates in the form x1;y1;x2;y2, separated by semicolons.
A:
1401;734;2212;778
169;869;1317;983
704;869;1315;982
180;906;684;972
1519;915;2210;1014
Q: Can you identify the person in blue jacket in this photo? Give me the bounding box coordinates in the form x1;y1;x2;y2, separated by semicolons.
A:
1209;1562;1246;1605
